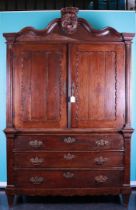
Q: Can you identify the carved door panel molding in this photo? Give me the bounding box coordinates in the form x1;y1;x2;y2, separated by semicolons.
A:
70;44;125;128
13;44;67;128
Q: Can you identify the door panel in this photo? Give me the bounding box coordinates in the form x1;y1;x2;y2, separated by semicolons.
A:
70;44;125;128
13;44;67;128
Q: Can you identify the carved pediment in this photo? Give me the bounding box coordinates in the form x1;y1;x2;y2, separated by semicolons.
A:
3;7;134;42
61;7;79;35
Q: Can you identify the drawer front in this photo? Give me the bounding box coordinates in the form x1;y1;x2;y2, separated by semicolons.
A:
14;151;123;168
15;170;123;188
14;134;124;151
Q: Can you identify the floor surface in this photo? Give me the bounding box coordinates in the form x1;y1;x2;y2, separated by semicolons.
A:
0;190;136;210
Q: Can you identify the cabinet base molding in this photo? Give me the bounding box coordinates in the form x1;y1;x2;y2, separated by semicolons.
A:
6;186;131;207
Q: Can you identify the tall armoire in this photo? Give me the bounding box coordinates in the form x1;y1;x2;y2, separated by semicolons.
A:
4;7;134;207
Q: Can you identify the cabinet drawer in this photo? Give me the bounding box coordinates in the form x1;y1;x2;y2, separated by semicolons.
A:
15;170;123;188
14;151;124;168
14;134;124;151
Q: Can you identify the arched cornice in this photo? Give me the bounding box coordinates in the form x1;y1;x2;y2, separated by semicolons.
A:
3;8;134;43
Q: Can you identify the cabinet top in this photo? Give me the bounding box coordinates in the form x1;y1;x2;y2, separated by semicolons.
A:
3;7;135;43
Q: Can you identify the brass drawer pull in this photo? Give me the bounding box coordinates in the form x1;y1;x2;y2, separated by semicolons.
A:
30;176;44;184
29;140;43;148
64;153;75;160
94;156;108;165
30;157;44;165
95;175;108;183
63;172;74;179
64;137;76;144
96;139;109;147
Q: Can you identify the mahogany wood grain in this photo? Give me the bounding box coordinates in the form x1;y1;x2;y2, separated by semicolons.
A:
3;8;134;207
13;44;67;128
14;151;124;168
70;44;125;128
14;134;124;151
15;170;123;188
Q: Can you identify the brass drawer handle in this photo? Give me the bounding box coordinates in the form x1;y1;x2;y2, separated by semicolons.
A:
30;176;44;184
30;157;44;165
63;172;74;179
94;156;108;165
29;140;43;148
64;153;75;160
95;175;108;183
64;137;76;144
96;139;109;147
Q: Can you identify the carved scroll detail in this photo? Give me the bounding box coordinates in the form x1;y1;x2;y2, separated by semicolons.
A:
75;52;80;121
21;53;26;117
58;52;63;121
114;52;117;120
61;7;79;34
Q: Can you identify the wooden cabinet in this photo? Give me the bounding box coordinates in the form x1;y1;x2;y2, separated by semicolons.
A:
3;7;134;207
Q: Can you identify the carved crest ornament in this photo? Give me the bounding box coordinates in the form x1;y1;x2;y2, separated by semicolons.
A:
61;7;79;34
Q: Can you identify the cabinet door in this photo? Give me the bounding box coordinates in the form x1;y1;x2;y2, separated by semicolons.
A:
13;44;67;128
70;44;125;128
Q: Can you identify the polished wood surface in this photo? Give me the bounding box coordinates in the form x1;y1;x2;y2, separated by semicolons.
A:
14;134;124;151
13;44;67;128
3;7;134;208
70;44;125;128
14;151;124;168
14;170;123;188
